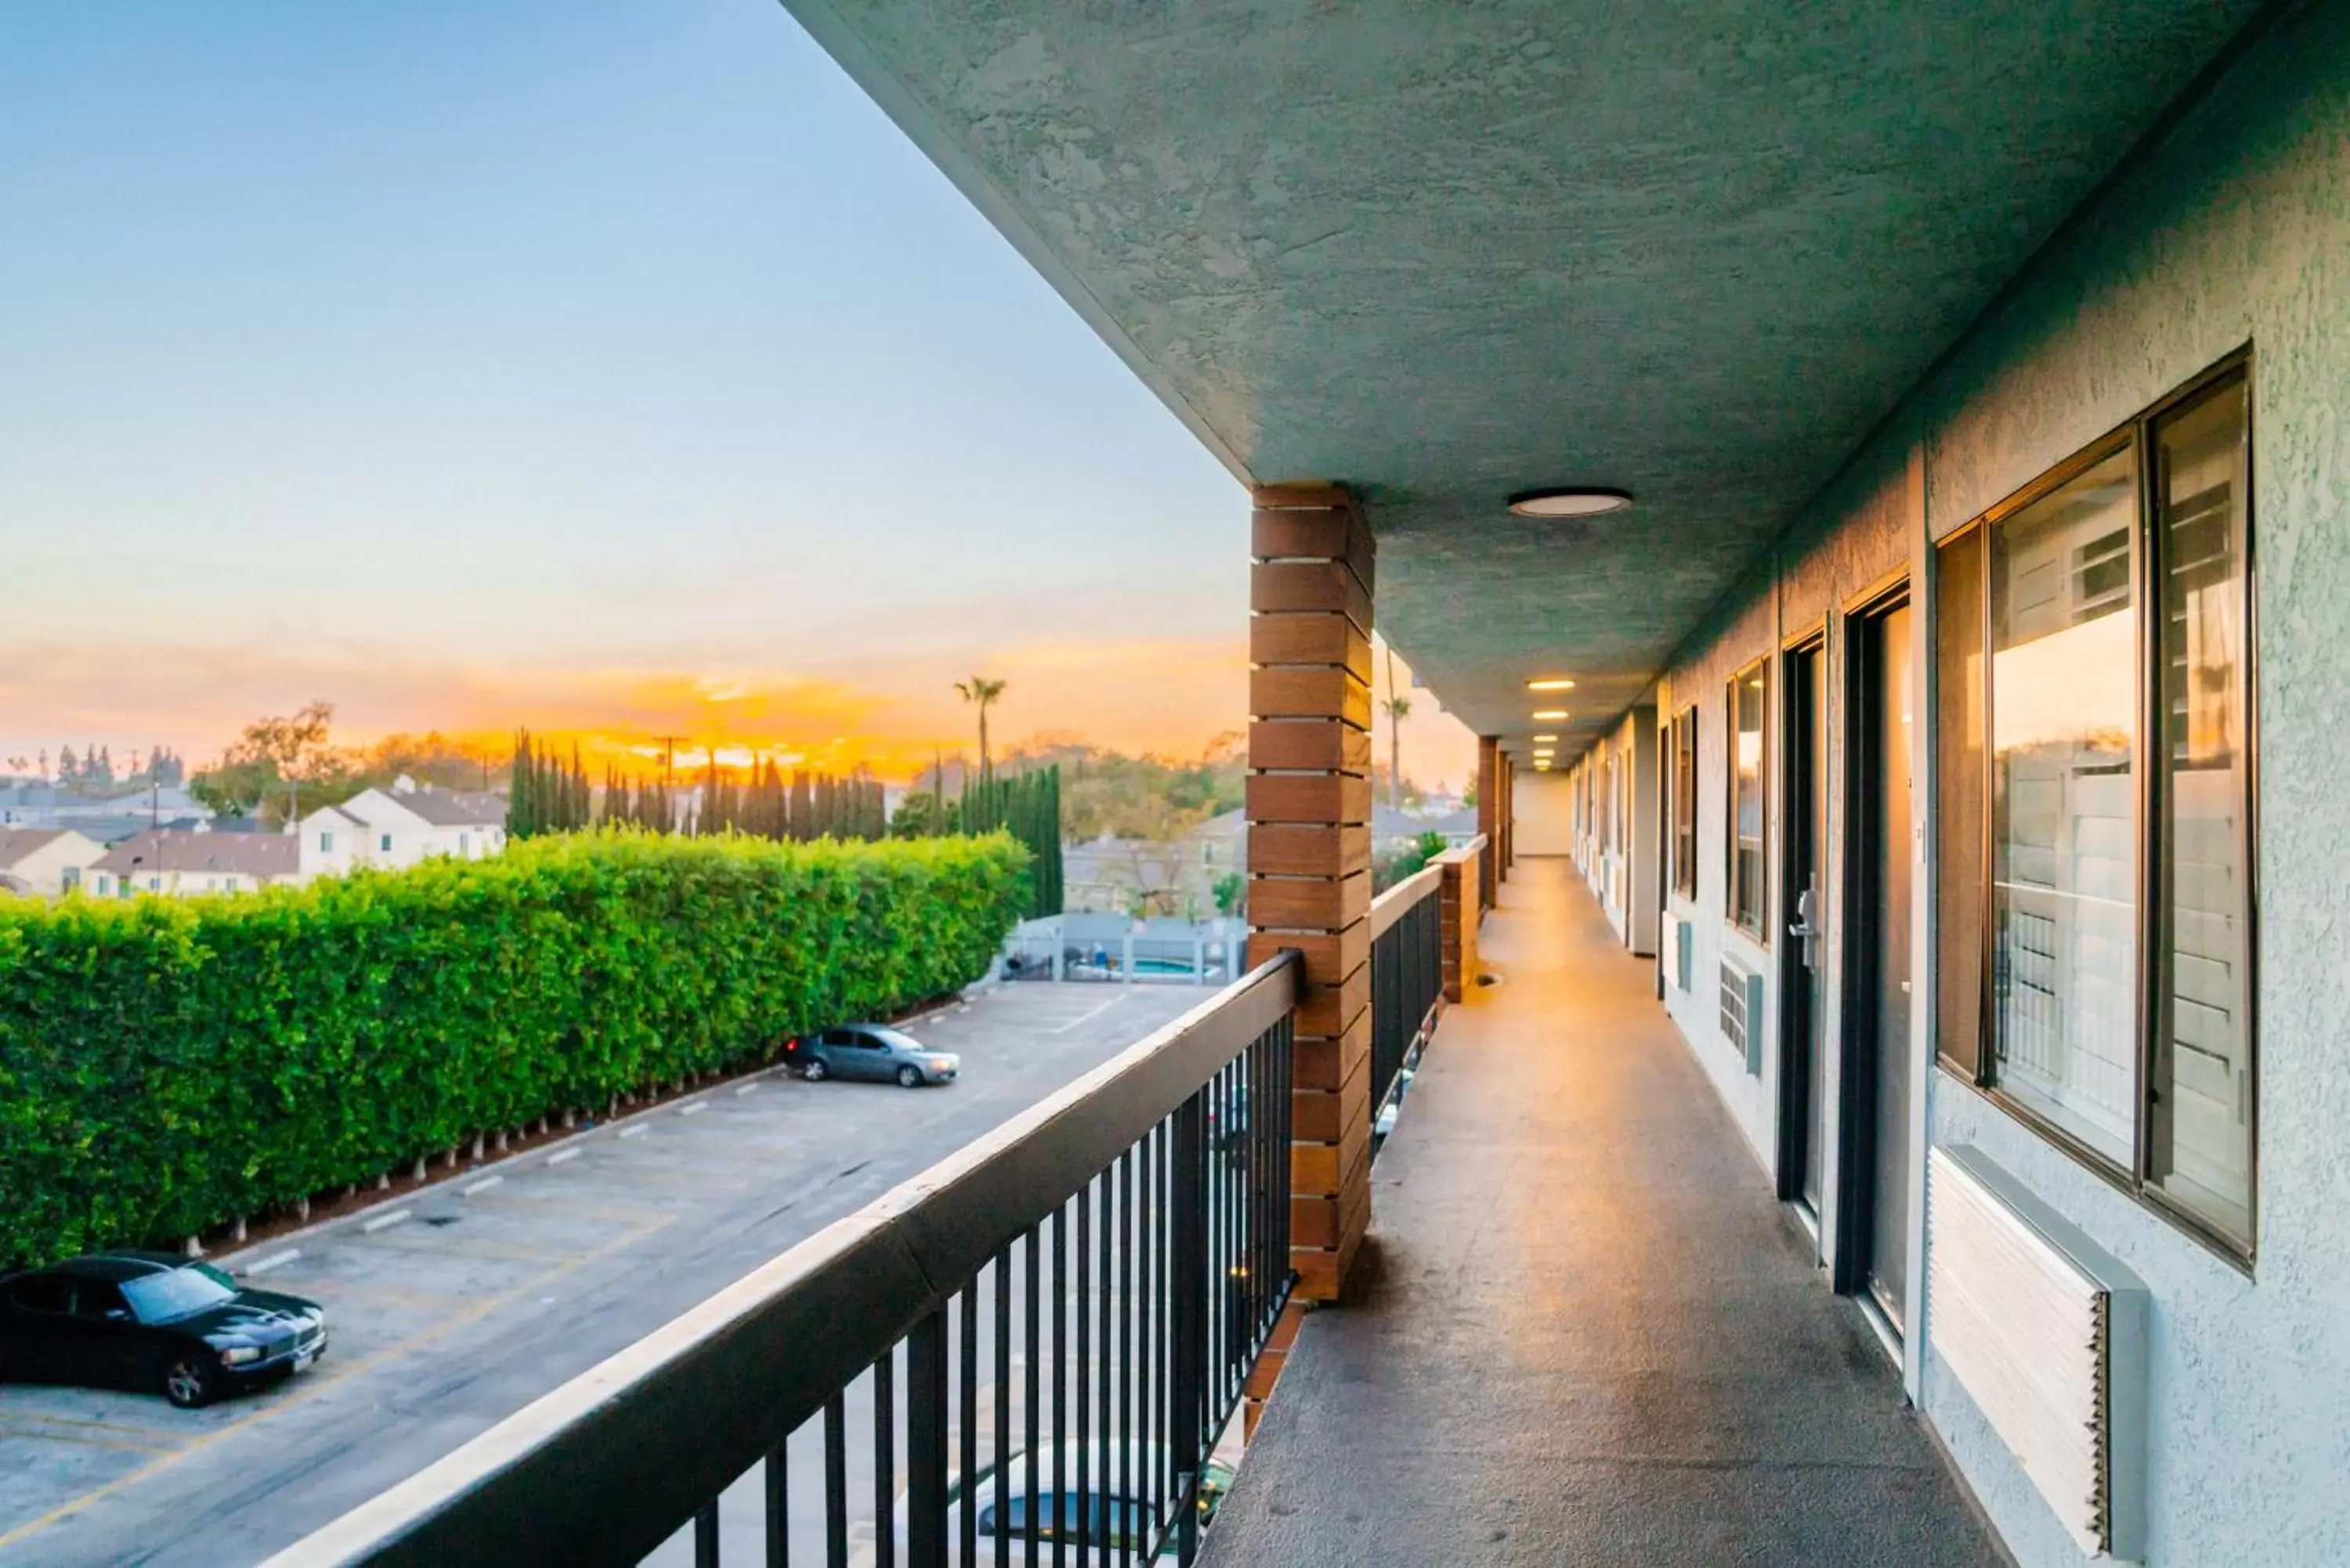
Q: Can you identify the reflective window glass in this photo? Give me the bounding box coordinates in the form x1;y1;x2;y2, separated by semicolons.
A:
2149;374;2254;1245
1988;445;2140;1168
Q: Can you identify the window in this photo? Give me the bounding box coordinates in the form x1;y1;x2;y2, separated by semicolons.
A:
1672;706;1698;899
60;866;80;891
320;830;334;852
379;833;393;853
1934;357;2255;1258
1727;660;1768;937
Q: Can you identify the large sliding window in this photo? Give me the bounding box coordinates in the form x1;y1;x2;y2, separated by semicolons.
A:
1672;706;1698;899
1933;356;2256;1259
1727;661;1769;938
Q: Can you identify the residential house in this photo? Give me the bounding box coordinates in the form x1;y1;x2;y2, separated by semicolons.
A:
1063;807;1247;918
298;779;507;881
89;830;299;898
0;827;107;896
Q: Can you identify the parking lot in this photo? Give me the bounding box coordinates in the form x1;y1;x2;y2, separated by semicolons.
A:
0;982;1206;1568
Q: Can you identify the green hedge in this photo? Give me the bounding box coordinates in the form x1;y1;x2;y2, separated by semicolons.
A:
0;829;1029;1270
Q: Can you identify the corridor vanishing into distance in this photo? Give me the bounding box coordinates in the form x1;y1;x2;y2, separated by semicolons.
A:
1204;858;2002;1566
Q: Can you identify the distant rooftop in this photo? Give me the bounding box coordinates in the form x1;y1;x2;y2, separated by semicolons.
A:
93;829;298;880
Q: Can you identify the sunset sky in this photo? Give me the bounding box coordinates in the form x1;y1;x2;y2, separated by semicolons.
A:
0;2;1477;790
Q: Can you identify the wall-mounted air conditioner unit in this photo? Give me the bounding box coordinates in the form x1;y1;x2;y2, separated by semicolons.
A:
1718;953;1764;1075
1928;1146;2147;1563
1661;912;1691;992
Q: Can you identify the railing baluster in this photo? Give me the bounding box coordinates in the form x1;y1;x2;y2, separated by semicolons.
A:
765;1437;788;1568
1075;1183;1092;1559
873;1353;896;1568
1025;1226;1040;1568
1170;1083;1207;1566
960;1284;979;1566
1118;1149;1135;1568
1051;1206;1067;1568
908;1310;949;1568
825;1393;848;1568
995;1244;1012;1568
696;1498;721;1568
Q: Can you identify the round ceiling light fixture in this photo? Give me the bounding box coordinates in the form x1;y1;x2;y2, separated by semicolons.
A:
1507;486;1632;518
1531;709;1570;721
1526;677;1576;692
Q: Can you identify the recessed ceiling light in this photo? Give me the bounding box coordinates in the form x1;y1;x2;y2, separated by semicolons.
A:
1535;761;1553;771
1507;487;1632;518
1531;734;1559;742
1531;709;1569;721
1526;677;1576;692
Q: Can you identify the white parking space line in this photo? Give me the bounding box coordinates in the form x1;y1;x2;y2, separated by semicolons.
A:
358;1209;410;1234
678;1104;707;1118
619;1124;650;1139
1050;992;1128;1035
546;1147;582;1166
461;1175;504;1196
240;1249;302;1276
734;1082;759;1096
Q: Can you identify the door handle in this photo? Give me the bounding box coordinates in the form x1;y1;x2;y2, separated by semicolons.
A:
1789;887;1821;971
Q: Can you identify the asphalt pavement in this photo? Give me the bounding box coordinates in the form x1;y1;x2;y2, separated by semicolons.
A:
0;981;1207;1568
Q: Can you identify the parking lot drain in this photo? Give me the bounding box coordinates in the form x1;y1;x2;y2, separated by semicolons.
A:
547;1147;582;1166
360;1209;412;1234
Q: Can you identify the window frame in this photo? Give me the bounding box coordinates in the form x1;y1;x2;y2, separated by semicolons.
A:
1933;348;2258;1268
1725;657;1770;941
1671;705;1699;901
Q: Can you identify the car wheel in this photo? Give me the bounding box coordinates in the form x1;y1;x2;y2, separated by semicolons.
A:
803;1059;828;1082
162;1352;218;1409
896;1065;923;1089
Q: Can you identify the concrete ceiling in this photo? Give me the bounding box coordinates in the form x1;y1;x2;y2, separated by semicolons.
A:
779;0;2261;757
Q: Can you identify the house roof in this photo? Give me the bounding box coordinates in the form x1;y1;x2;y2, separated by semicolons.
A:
93;830;299;880
341;787;504;830
0;827;71;866
393;789;504;829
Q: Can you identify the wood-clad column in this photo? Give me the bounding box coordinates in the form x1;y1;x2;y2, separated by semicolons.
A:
1475;736;1499;910
1246;482;1373;1304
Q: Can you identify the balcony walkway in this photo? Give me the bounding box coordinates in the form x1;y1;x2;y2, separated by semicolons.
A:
1202;858;2004;1567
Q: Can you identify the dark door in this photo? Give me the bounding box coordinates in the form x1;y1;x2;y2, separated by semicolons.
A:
2;1274;75;1381
1840;599;1915;1335
1777;641;1829;1216
68;1279;147;1389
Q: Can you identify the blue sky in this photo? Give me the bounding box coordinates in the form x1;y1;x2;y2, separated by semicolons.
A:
0;1;1473;786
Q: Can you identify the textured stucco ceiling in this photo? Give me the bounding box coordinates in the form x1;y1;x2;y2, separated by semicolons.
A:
778;0;2259;753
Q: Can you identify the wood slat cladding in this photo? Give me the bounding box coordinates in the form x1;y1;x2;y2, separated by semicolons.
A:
1249;482;1374;1302
1247;822;1371;878
1246;719;1373;773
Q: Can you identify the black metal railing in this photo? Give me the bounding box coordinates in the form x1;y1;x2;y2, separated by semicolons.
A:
265;955;1300;1568
1367;865;1444;1140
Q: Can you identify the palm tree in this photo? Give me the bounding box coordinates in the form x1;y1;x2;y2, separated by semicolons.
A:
1382;648;1412;810
956;677;1008;783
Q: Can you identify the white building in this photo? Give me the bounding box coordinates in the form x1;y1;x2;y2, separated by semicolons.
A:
297;779;506;881
89;830;299;898
0;827;108;896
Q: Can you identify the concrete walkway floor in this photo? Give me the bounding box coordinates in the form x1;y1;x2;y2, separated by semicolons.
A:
1202;858;2005;1567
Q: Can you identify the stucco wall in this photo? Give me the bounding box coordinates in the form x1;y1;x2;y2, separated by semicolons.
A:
1641;6;2350;1563
1510;771;1575;856
1914;8;2350;1562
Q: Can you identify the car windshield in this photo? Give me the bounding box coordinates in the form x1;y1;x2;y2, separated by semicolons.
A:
119;1263;240;1324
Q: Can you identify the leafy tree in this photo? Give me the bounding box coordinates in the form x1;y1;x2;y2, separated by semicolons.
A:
1211;871;1246;918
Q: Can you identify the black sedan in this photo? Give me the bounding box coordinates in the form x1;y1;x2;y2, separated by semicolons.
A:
783;1024;960;1086
0;1252;328;1408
